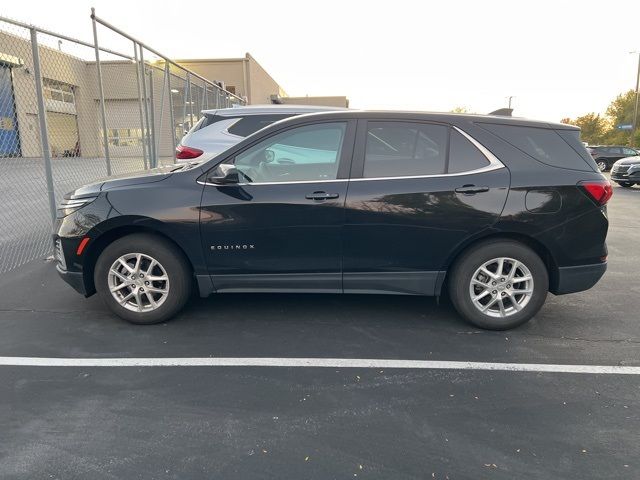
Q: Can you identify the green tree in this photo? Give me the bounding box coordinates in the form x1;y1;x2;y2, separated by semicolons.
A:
602;90;639;145
562;89;640;146
561;113;609;144
450;106;470;113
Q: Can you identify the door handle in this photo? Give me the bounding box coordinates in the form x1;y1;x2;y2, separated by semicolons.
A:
305;191;339;200
455;185;490;194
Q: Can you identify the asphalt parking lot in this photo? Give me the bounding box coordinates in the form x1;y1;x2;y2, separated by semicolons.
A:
1;179;639;479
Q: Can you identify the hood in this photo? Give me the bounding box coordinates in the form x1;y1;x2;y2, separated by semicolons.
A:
615;156;640;166
66;164;184;199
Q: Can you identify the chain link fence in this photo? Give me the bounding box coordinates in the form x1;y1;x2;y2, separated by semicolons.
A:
0;11;244;274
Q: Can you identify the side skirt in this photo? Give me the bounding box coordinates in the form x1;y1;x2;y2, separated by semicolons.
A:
197;271;446;297
343;271;445;296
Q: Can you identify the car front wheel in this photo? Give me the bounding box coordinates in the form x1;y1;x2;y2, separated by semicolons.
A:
617;182;634;188
94;233;192;324
448;240;548;330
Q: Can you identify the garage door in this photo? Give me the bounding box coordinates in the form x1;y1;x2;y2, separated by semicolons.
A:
47;112;79;157
0;64;21;157
104;100;143;157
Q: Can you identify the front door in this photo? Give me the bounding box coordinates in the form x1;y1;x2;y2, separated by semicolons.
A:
199;120;355;292
343;119;509;295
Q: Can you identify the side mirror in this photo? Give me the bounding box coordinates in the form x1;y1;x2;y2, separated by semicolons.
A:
264;148;275;163
209;164;240;184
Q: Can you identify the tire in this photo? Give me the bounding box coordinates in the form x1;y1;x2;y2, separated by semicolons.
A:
94;233;192;324
617;182;634;188
448;240;548;330
596;160;608;172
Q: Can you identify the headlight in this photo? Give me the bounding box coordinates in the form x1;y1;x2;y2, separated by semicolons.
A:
56;196;98;218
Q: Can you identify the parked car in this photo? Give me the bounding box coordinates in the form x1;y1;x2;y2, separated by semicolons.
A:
610;156;640;188
54;111;610;330
176;105;345;162
586;145;640;172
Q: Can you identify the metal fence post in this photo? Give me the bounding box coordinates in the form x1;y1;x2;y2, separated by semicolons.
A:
29;28;57;225
166;66;177;157
156;65;167;159
91;8;111;176
182;74;189;140
147;65;157;167
188;74;195;130
133;42;148;170
139;46;153;169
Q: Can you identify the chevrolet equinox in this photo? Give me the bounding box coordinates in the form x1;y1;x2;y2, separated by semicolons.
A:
54;111;610;330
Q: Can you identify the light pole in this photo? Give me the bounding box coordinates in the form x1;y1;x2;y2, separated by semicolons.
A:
631;52;640;147
507;96;514;109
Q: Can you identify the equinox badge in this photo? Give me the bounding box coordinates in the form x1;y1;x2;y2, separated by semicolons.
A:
210;244;255;251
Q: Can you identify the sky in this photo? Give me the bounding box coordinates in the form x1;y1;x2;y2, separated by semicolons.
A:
3;0;640;122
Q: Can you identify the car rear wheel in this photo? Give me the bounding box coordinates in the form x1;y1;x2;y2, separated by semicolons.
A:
95;234;192;324
448;240;548;330
617;182;634;188
596;160;608;172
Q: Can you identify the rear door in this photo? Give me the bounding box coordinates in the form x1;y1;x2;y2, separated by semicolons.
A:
342;119;509;295
199;120;355;292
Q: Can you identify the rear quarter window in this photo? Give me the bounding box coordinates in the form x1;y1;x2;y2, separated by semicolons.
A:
227;114;294;137
479;123;597;172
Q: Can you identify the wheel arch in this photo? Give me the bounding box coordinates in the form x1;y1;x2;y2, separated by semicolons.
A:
439;231;559;295
81;224;195;296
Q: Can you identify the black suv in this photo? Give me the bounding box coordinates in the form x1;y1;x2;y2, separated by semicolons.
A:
55;111;610;330
587;145;639;171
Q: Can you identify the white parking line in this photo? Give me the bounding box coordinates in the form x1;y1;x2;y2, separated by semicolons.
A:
0;356;639;374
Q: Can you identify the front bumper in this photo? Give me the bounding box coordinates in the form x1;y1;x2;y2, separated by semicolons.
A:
56;264;87;295
611;170;640;183
553;262;607;295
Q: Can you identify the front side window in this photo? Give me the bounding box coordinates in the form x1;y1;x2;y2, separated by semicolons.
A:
364;122;448;178
228;122;347;183
623;147;637;156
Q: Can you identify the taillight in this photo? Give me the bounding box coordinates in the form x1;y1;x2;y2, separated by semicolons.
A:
578;180;613;206
176;145;203;159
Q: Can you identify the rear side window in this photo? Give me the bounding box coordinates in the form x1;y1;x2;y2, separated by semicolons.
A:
227;114;293;137
480;123;596;172
448;130;490;173
556;130;599;171
364;122;448;177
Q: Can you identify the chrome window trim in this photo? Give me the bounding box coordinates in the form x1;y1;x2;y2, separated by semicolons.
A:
198;178;348;187
199;126;505;187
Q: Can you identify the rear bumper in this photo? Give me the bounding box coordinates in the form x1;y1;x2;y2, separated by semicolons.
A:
552;262;607;295
56;264;87;295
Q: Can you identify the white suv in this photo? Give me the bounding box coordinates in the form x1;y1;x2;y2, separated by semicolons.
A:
176;105;344;162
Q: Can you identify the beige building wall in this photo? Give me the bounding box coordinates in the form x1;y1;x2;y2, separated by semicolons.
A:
177;53;287;105
281;96;349;108
0;30;100;157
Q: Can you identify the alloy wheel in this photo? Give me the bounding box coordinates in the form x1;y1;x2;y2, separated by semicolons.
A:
108;253;170;312
469;257;534;318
